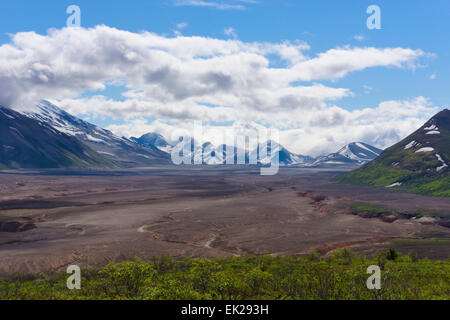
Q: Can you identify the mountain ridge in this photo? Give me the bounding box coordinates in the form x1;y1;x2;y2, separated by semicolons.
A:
336;109;449;197
24;101;171;167
130;132;379;167
0;106;114;169
1;101;387;170
311;142;382;167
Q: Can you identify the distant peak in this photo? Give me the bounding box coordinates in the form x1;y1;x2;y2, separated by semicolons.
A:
135;132;169;147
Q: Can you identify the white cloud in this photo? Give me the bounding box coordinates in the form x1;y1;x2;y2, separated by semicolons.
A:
176;22;189;30
353;35;365;42
429;72;436;80
0;25;435;155
53;95;238;122
172;0;245;10
288;96;439;156
290;47;425;81
363;85;372;94
224;27;237;39
173;22;189;36
0;26;426;112
105;96;440;157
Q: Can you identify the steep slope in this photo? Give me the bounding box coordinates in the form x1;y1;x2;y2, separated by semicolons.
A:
312;142;382;167
0;106;113;169
336;109;450;197
24;101;170;167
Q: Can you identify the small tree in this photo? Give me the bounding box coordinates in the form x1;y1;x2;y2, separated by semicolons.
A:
386;248;399;261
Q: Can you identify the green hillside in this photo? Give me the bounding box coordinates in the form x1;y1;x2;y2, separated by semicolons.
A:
336;109;450;197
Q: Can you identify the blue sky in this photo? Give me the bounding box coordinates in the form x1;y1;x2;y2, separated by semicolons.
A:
1;0;448;108
0;0;448;155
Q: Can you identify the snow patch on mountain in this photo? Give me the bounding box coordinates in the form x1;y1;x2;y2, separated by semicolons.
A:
415;147;434;153
404;141;417;150
424;124;437;131
386;182;402;188
22;101;170;166
435;154;448;172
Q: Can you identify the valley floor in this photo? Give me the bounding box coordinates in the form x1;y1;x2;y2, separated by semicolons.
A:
0;166;449;275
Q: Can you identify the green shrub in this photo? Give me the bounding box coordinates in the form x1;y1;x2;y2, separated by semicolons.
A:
0;250;448;300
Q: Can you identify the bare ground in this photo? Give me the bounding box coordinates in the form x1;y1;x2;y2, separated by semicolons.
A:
0;166;448;275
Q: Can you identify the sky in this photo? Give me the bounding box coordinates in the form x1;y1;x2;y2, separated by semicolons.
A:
0;0;449;156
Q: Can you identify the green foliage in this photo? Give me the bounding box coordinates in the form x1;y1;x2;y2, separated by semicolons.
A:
307;250;321;261
245;268;274;297
0;251;448;300
98;259;156;299
350;203;449;219
386;249;399;261
335;164;450;197
329;248;356;265
409;252;420;263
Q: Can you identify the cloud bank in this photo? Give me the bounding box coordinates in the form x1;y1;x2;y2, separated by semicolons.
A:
0;25;438;155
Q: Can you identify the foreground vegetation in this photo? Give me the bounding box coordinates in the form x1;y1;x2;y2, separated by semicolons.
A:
0;249;448;300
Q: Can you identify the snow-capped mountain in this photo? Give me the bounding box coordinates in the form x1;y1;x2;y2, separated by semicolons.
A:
0;106;113;169
1;103;385;170
337;109;449;196
132;130;313;166
336;142;383;162
23;101;170;167
250;140;314;166
164;139;241;165
312;142;382;167
130;132;172;153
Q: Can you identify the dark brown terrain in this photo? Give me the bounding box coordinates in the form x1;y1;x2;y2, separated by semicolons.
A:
0;166;449;275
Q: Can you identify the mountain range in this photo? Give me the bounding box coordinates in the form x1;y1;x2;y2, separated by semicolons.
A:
337;109;449;197
128;132;377;167
24;101;170;167
1;101;383;169
1;101;447;197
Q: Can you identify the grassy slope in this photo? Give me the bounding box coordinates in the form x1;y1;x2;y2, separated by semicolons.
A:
336;161;450;197
336;110;450;197
350;203;450;219
61;147;117;169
